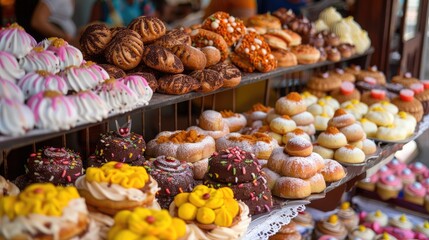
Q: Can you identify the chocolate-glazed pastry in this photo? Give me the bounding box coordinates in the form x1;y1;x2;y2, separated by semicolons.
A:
142;45;184;74
88;120;146;167
143;156;195;209
128;16;166;44
152;28;191;50
104;28;143;70
26;147;84;186
98;63;126;79
203;146;273;215
157;74;200;95
189;69;224;93
110;26;127;38
80;23;112;56
208;63;242;88
272;8;296;26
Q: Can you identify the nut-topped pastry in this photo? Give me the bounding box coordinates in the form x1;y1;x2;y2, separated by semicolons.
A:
25;147;84;187
108;207;186;240
202;11;246;46
144;156;195;209
104;29;143;70
128;16;166;43
75;161;158;216
79;23;112;57
204;147;273;215
0;183;93;239
170;185;251;239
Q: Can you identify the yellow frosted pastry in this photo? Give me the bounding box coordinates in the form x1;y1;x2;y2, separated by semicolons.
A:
319;7;342;27
358;118;378;137
370;101;398;115
108;208;186;240
376;124;408;141
365;106;394;126
393;111;417;136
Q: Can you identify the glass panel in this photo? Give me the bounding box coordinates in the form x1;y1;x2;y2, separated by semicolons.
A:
404;0;421;41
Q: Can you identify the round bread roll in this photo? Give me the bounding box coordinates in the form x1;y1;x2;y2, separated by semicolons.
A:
339;123;365;142
208;63;242;88
152;28;191;50
220;110;247;132
270;115;297;134
189;69;224;93
281;155;318;179
317;127;348;149
313;143;334;159
104;29;143;70
128;16;166;43
272;176;312;199
170;45;206;70
271;49;298;67
142;45;184;74
320;159;346;182
282;128;311;145
201;46;221;67
198;110;224;131
334;145;366;164
275;92;307;116
291;44;320;64
307;173;327;193
80;23;112;56
284;137;313;157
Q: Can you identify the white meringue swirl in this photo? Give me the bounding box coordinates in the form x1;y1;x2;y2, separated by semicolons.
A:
70;90;108;123
0;23;36;58
60;62;108;92
18;71;68;99
0;79;24;103
0;50;25;83
19;48;60;73
0;98;35;136
95;79;138;114
119;75;153;106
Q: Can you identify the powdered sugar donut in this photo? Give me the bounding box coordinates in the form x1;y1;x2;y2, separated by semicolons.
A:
0;23;36;58
292;111;315;125
339;123;365;142
334;145;365;164
0;78;24;103
94;79;138;114
272;176;312;199
27;91;78;130
0;98;34;136
0;51;25;83
281;155;318;179
18;71;68;99
282;128;311;144
284;136;313;157
275;92;307;116
270;115;297;134
265;109;281;124
70;90;109;123
119;75;153;106
320;159;346;182
60;61;108;92
328;109;356;128
307;173;326;193
244;103;272;125
216;132;279;160
317;127;347;149
220;110;247;132
19;47;60;73
47;38;83;70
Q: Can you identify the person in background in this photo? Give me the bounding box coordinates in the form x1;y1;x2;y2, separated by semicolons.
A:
89;0;156;27
203;0;256;19
15;0;77;45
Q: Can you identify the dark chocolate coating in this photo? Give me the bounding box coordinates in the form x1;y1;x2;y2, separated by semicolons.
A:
93;131;146;163
26;147;84;186
87;155;146;168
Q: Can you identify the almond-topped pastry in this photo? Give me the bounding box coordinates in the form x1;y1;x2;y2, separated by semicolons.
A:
75;161;158;216
170;185;251;240
201;11;246;46
220;110;247;132
275;92;307;116
317;127;348;149
216;132;279;160
0;183;94;239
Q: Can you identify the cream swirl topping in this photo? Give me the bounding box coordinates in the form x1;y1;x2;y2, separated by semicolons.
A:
60;64;106;92
95;79;138;114
0;50;25;83
18;71;68;99
75;175;159;202
0;78;24;103
0;23;36;58
47;39;83;70
19;48;60;74
70;90;108;123
120;75;153;106
0;98;35;136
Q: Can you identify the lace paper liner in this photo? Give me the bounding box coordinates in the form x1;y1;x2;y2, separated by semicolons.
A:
244;201;308;240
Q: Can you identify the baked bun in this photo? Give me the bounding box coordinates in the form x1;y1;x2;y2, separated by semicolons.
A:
328;109;356;128
284;136;313;157
247;13;282;30
317;127;348;149
188;110;230;139
275;92;307;116
270;115;297;134
307;72;342;92
80;23;112;56
230;52;256;73
307;173;327;193
313;143;335;159
291;111;314;125
189;69;224;93
321;159;346;182
362;139;377;155
208;63;241;88
142;45;184;73
202;11;246;46
272;176;312;199
291;44;320;64
104;29;143;70
340;123;365;142
282;128;311;144
152;28;191;50
171;45;206;70
283;29;302;46
191;28;229;61
220;110;247;132
128;16;166;43
201;46;221;67
271;49;298;67
334;145;366;164
157;74;200;95
264;33;288;50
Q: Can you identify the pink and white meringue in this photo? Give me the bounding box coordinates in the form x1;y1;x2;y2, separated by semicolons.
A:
18;70;68;99
0;23;36;58
0;51;25;83
0;78;24;103
19;46;60;73
70;90;109;123
95;79;138;114
119;75;153;106
0;98;35;136
47;38;83;70
27;91;78;130
60;61;108;92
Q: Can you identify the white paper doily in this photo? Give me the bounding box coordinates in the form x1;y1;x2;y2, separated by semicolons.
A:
244;201;308;240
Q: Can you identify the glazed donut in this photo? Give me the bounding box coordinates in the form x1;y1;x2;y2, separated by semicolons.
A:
272;176;312;199
317;127;348;149
339;123;365;142
307;173;327;193
334;145;366;164
320;159;346;182
291;111;315;125
270;115;297;134
216;132;279;160
282;128;311;145
284;137;313;157
313;143;335;159
328;109;356;128
275;92;307;116
220;110;247;132
312;152;325;172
